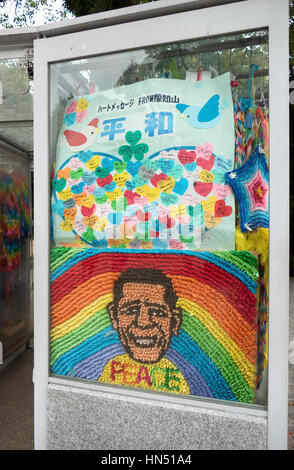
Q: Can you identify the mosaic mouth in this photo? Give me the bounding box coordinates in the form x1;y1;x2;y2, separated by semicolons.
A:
130;334;157;347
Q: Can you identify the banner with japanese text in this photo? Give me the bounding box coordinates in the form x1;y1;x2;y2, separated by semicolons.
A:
52;72;235;251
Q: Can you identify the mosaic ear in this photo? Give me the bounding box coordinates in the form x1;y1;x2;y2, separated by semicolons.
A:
172;307;182;336
107;301;118;330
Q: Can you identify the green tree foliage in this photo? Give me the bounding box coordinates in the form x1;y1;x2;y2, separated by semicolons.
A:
63;0;152;16
0;0;71;27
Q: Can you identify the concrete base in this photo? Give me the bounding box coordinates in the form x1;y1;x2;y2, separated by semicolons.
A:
47;383;267;450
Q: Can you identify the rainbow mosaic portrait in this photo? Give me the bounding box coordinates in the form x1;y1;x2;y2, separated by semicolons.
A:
50;248;259;403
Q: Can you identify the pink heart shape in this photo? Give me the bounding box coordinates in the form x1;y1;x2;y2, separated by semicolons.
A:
134;196;148;207
196;143;213;160
213;183;231;199
169;239;184;250
84;184;95;195
66;100;77;114
68;157;81;170
76;109;88;123
178;149;196;166
123;215;137;228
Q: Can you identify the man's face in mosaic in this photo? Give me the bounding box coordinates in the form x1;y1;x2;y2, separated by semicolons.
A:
108;279;182;364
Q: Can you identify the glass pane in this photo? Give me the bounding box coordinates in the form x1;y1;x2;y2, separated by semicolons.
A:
49;30;269;408
0;127;33;152
0;58;33;121
0;149;33;358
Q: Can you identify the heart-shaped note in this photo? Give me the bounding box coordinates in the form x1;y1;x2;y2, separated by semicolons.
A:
111;196;128;212
136;185;160;202
60;218;74;232
136;209;152;222
185;162;197;172
158;158;175;174
52;200;64;217
85;155;101;171
64;207;77;219
95;167;110;179
82;227;95;241
65;100;77;114
101;158;114;172
71;182;85;194
53;177;66;193
113;171;130;188
82;172;96;185
204;212;222;229
118;145;133;162
157;176;175;194
139;165;154;181
201;195;218;213
106;188;123;202
57;167;71;180
173;178;189;196
104;181;117;193
133;143;149;161
83;195;95;208
194;181;213;197
150;173;167;188
72;192;87;206
95;195;108;204
127;161;142;176
168;164;183;180
196;154;215;171
160;193;178;207
169;239;184;250
59;188;73;201
69;168;84;180
76;109;88;123
124;189;139;205
178;149;196;166
81;204;96;217
114;160;127;174
213;183;231;199
125;180;136;191
97;174;113;188
64;113;76;126
214;155;233;172
214;199;232;218
63;198;75;209
79;150;93;164
83;214;98;228
126;130;142;146
199;170;215;183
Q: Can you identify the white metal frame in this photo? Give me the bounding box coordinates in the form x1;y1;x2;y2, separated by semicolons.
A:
33;0;289;450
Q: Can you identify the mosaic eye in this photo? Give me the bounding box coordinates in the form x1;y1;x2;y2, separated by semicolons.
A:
148;307;167;318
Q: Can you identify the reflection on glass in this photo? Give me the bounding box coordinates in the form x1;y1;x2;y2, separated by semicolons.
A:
0;150;33;359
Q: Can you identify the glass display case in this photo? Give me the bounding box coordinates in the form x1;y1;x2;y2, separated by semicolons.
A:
33;0;289;450
49;30;269;407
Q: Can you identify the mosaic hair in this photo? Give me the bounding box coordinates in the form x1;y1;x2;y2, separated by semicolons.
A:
112;268;179;310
